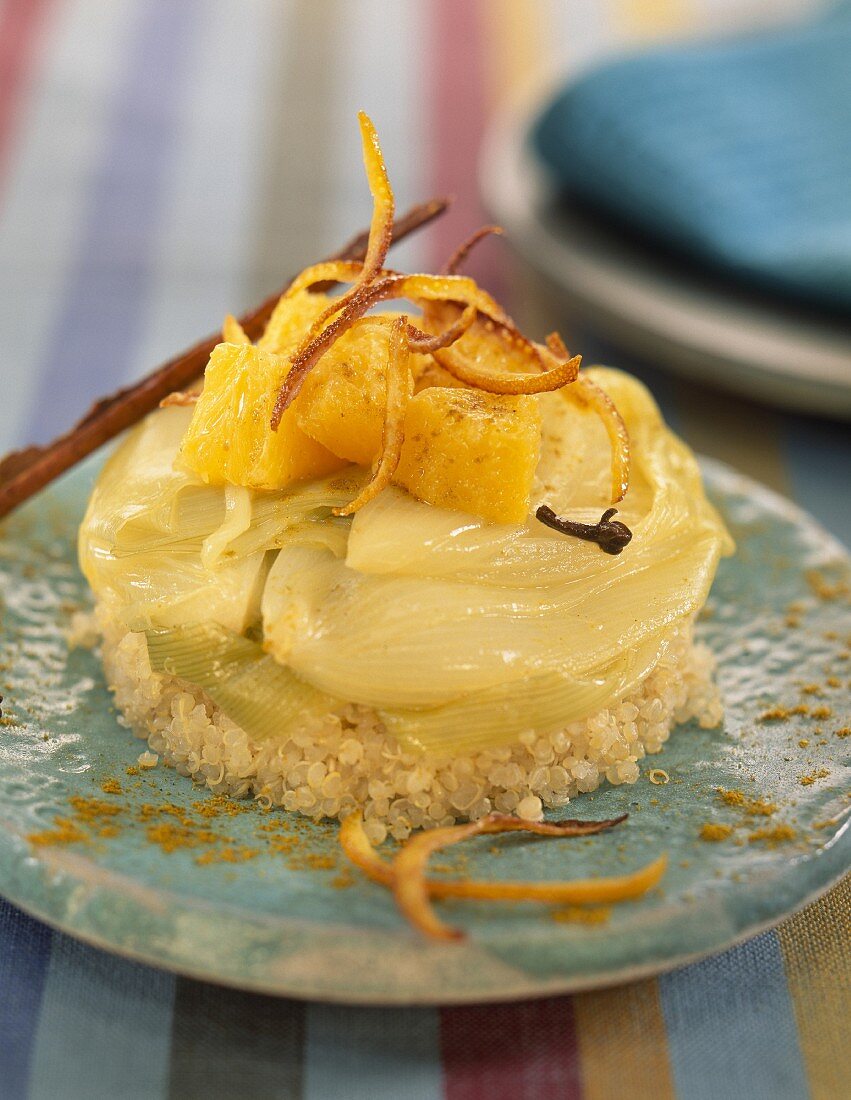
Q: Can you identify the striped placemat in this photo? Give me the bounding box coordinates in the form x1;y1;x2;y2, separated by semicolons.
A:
0;2;848;1097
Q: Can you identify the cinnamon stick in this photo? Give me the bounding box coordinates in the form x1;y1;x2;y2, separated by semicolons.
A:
0;198;448;521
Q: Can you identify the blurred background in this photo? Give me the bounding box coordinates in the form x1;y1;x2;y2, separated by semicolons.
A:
0;0;848;545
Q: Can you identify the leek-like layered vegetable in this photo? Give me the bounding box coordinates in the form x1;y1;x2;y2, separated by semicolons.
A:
146;623;334;740
79;368;733;755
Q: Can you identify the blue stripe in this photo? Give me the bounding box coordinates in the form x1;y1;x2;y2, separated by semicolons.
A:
23;0;201;443
303;1004;443;1100
659;930;810;1100
28;935;175;1100
0;901;53;1098
783;414;851;549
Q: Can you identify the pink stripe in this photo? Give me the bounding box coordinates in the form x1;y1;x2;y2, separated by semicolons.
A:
440;997;583;1100
0;0;53;197
428;0;507;300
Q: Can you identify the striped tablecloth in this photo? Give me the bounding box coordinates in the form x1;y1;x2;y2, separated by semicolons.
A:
0;2;848;1097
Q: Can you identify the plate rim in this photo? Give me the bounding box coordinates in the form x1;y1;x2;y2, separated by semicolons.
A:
478;84;851;419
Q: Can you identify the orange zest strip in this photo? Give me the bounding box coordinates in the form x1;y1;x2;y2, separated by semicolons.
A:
443;224;504;275
342;812;638;903
357;110;395;285
222;314;250;344
334;317;410;516
340;812;665;912
159;391;200;408
571;375;630;503
392;813;628;941
549;333;630;503
271;278;393;425
433;339;582;395
340;812;395;887
383;273;515;327
272;111;395;426
404;304;477;353
283;260;375;299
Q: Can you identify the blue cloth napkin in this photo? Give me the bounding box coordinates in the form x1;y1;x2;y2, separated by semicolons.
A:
532;4;851;311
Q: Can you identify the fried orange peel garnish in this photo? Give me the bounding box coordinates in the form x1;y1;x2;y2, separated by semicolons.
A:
159;391;200;408
272;112;395;426
548;334;630;503
442;225;504;275
432;336;582;396
266;110;631;509
334;316;411;517
403;304;477;353
340;811;667;942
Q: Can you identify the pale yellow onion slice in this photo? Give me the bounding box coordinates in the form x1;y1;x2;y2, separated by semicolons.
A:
145;622;335;742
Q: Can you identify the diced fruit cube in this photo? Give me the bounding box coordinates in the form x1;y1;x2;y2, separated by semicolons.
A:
296;321;416;465
412;356;464;393
256;289;334;355
394;388;541;523
178;342;347;490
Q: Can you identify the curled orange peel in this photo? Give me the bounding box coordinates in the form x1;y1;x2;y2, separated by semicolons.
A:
340;811;666;942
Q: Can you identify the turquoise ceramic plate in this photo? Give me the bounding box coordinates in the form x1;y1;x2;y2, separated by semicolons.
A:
0;457;848;1004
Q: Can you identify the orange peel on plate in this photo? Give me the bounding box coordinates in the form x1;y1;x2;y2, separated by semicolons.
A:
339;811;667;942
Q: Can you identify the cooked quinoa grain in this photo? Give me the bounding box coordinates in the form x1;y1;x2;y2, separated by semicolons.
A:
96;608;722;837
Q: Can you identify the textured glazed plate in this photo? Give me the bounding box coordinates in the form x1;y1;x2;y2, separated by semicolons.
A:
480;92;851;420
0;456;848;1005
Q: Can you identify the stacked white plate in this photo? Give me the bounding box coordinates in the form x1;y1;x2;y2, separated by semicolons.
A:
480;92;851;419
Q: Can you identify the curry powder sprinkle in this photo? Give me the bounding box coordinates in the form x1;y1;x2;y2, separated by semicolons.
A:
748;825;796;845
718;789;777;816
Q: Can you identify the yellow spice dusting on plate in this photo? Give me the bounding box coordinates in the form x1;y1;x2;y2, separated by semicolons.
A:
552;905;611;926
799;769;829;787
748;825;796;845
718;789;776;816
759;704;810;721
28;817;87;847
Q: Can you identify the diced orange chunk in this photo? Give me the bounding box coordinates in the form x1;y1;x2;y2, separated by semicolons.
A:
296;321;416;465
256;289;335;355
394;388;541;523
178;342;347;490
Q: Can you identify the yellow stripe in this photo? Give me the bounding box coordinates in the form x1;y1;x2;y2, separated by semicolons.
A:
574;978;677;1100
777;876;851;1100
614;0;693;38
480;0;553;108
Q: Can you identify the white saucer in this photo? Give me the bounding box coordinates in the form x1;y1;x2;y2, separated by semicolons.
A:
480;91;851;419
